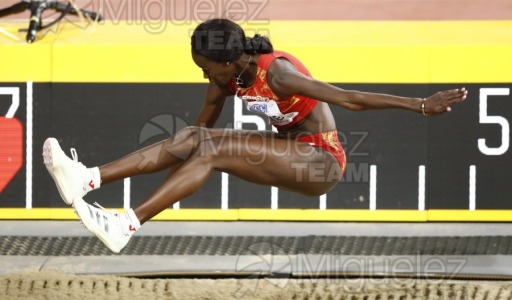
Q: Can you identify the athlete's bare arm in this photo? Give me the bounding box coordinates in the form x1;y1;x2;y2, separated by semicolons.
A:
195;82;233;128
267;59;467;116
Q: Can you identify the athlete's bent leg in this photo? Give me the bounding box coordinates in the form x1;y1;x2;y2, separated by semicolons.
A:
134;131;341;223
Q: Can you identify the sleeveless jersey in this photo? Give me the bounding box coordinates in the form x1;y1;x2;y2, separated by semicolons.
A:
227;50;318;129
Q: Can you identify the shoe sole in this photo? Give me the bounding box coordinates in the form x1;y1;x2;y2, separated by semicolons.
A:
42;138;74;205
73;199;122;253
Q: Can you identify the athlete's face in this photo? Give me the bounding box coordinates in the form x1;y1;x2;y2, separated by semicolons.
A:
192;52;234;86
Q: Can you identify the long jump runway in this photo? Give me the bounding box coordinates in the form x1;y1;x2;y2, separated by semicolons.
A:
2;221;512;299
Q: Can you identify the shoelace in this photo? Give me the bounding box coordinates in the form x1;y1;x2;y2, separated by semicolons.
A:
69;148;87;169
70;148;78;161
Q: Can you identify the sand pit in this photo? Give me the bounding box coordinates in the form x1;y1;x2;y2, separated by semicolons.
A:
1;270;512;300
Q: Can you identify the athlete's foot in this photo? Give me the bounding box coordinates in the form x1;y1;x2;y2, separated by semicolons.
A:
73;198;140;253
42;137;100;205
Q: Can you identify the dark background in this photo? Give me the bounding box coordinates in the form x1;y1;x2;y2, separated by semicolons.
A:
1;82;510;210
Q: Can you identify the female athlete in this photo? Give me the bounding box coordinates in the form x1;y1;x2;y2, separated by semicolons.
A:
43;18;467;253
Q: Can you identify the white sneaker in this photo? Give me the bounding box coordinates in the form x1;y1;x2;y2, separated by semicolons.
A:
43;138;91;205
73;198;135;253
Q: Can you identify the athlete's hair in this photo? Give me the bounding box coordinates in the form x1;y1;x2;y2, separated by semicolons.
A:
191;18;273;62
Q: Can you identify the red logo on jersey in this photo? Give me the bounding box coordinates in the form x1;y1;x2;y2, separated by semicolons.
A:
88;180;95;189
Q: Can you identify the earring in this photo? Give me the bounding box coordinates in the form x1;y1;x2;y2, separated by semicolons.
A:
226;62;230;66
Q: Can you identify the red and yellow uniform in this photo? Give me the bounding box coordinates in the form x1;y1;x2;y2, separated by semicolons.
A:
228;50;346;173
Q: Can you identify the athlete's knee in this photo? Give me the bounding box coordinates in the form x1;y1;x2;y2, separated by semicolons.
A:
191;136;225;162
172;126;203;141
162;126;207;154
173;126;222;145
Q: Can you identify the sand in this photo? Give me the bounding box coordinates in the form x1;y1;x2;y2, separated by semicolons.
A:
1;270;512;300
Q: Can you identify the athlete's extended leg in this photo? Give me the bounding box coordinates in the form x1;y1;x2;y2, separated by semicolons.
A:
99;126;222;184
99;127;279;184
43;127;253;204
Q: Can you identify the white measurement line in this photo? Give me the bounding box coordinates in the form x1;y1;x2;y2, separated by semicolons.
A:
123;177;131;210
271;186;278;210
469;165;476;211
369;165;377;210
418;165;425;211
221;172;229;210
173;201;180;210
319;194;327;210
26;82;33;209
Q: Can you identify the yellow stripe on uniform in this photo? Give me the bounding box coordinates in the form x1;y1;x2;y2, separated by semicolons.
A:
1;21;511;83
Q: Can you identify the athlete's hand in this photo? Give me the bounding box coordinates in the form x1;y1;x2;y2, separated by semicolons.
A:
423;88;468;116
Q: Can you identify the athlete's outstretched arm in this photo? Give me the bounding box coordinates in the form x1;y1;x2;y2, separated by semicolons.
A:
195;82;233;128
267;59;467;116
